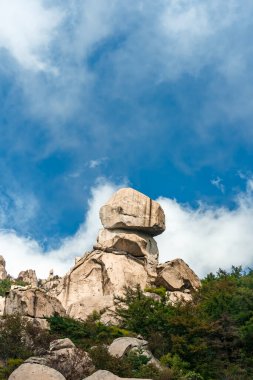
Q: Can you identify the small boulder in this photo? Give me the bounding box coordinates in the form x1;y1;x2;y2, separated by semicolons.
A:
8;363;66;380
108;337;148;358
99;188;165;236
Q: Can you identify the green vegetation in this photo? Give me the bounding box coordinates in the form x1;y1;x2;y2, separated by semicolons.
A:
116;266;253;379
1;266;253;379
0;279;28;296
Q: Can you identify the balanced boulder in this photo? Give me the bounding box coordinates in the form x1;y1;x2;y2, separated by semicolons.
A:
99;188;165;236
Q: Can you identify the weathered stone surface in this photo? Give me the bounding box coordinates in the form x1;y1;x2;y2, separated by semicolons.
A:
0;255;7;280
8;363;66;380
4;288;66;319
18;269;38;288
108;337;148;358
99;188;165;236
50;338;75;351
167;291;193;305
0;296;5;316
26;339;94;380
156;258;201;291
94;229;158;278
95;229;158;259
56;250;151;321
84;370;151;380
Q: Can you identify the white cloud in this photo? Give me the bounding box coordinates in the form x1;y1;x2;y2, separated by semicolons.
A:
211;177;225;193
156;180;253;277
0;180;118;278
0;0;64;71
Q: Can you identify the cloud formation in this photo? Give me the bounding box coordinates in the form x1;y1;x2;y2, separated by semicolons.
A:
0;0;63;72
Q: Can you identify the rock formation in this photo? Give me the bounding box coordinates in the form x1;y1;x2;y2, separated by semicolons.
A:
1;187;200;325
0;255;7;280
4;288;66;323
53;188;167;322
99;188;165;235
18;269;38;288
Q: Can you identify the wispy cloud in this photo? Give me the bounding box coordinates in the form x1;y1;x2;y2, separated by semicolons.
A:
211;177;225;193
0;0;64;72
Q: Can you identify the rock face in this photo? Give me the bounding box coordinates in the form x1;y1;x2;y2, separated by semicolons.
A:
18;269;38;288
0;255;7;280
56;250;151;321
84;370;151;380
0;296;5;316
8;363;66;380
99;188;165;236
4;288;66;319
25;338;94;380
156;259;201;291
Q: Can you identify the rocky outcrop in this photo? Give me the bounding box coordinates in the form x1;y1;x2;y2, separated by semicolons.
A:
18;269;38;288
8;363;66;380
56;250;151;321
4;288;66;319
51;188;200;323
156;258;201;291
84;370;151;380
24;338;94;380
3;187;201;325
99;188;165;236
0;255;7;280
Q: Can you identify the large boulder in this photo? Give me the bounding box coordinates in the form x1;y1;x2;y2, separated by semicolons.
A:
4;288;66;319
17;269;38;288
8;363;66;380
84;370;151;380
56;250;152;321
25;338;94;380
99;188;165;236
156;259;201;291
0;255;7;280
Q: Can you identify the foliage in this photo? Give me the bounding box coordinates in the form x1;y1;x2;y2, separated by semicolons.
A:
144;286;167;298
0;279;28;296
115;267;253;379
49;314;133;350
0;359;24;380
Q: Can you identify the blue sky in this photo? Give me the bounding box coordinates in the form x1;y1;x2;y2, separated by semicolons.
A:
1;0;253;277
